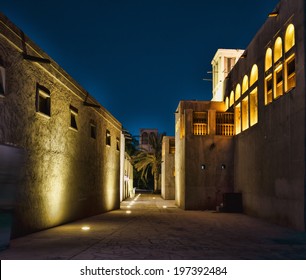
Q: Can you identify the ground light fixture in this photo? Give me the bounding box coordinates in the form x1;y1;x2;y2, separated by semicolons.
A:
126;210;132;214
81;226;91;231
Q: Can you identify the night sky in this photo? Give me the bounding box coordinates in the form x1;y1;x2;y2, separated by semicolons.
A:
1;0;279;136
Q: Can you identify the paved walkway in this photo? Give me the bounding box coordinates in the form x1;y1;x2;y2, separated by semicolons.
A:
1;194;306;260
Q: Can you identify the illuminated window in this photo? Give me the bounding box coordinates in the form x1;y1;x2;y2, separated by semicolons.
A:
285;54;296;92
106;129;111;146
241;97;249;131
274;64;283;99
274;37;283;63
235;84;241;101
249;89;258;127
0;66;5;95
193;112;208;135
242;75;248;94
36;84;51;117
90;122;96;139
70;105;78;130
265;74;273;105
250;65;258;87
180;116;185;139
285;24;295;52
265;48;272;71
235;104;241;135
265;49;273;105
142;132;148;144
230;91;234;107
225;97;229;110
216;112;234;136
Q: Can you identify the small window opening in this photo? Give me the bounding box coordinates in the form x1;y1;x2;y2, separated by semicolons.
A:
36;84;51;117
90;122;97;139
116;137;120;151
70;105;78;130
106;130;111;146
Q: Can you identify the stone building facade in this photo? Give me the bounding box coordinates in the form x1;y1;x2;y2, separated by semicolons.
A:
175;101;234;210
174;0;305;231
224;0;305;231
0;12;122;237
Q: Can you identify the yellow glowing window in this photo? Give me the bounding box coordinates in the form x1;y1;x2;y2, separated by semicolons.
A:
241;97;249;131
249;89;258;127
216;112;234;136
285;54;296;92
180;116;185;139
250;64;258;86
225;97;229;110
265;48;272;71
274;37;283;63
242;75;248;94
265;74;273;105
274;64;283;99
193;112;208;136
235;84;241;101
285;24;295;53
235;104;241;135
230;91;234;107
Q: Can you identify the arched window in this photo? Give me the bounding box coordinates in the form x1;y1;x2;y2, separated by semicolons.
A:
249;64;258;126
230;91;234;107
235;84;241;101
265;49;273;105
242;75;249;94
235;103;241;135
274;37;283;62
265;48;272;71
241;96;249;131
250;64;258;86
285;24;295;53
225;97;229;110
285;24;296;92
142;132;148;144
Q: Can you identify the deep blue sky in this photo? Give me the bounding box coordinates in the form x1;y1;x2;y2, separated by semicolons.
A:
1;0;279;136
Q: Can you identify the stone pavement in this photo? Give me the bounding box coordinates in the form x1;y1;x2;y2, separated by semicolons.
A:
1;193;306;260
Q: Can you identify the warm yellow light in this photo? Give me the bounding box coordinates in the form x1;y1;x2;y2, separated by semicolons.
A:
81;226;90;231
163;205;167;209
153;197;156;200
126;210;132;214
127;205;131;208
268;12;278;18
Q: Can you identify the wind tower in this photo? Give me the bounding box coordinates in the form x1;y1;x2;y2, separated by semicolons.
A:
211;49;244;101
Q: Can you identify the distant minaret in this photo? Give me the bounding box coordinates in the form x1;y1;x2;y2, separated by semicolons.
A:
211;49;244;101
